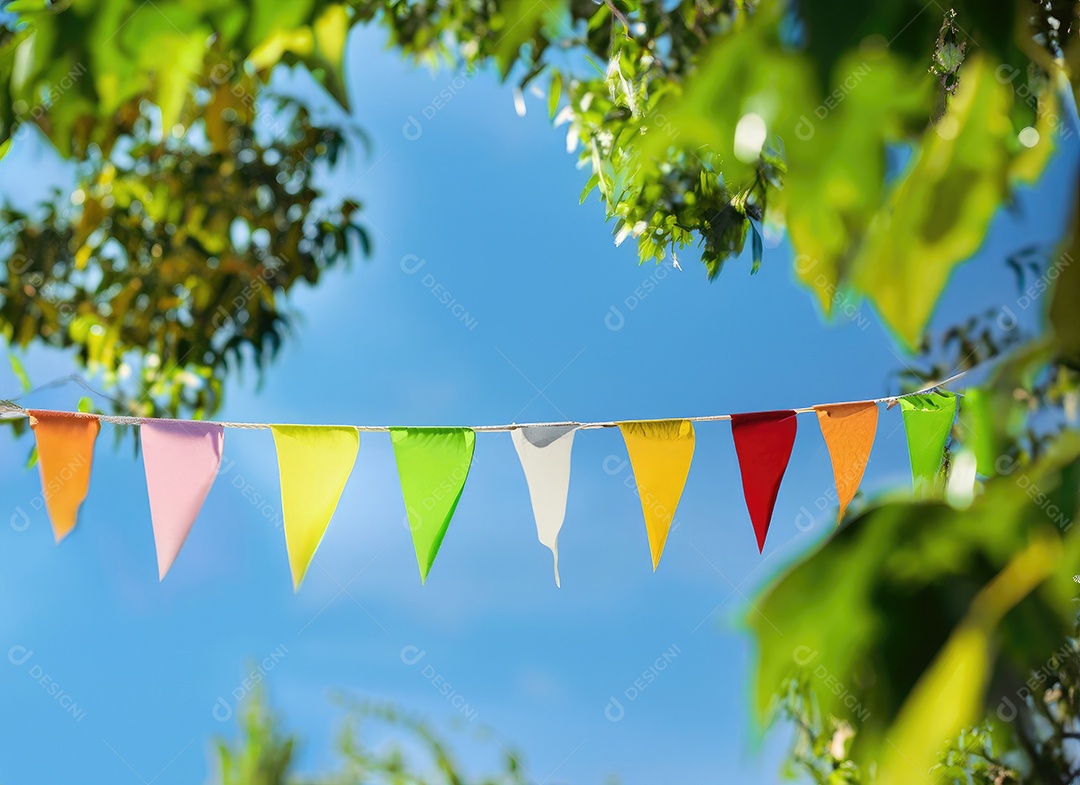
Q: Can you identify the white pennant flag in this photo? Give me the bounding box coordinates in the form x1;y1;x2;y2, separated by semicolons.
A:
511;425;577;587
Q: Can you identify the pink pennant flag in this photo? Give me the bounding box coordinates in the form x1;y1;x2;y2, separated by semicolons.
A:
140;420;224;579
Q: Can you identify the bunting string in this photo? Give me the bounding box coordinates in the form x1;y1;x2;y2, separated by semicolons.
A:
0;370;969;431
0;368;973;588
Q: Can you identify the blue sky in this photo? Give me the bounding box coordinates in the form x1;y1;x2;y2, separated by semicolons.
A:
0;23;1078;785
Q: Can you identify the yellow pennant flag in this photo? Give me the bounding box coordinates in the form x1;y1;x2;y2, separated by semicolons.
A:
618;420;695;570
271;425;359;590
813;402;878;525
28;410;101;542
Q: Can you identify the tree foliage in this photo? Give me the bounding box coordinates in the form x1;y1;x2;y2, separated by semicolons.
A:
776;598;1080;784
2;0;1077;415
755;430;1080;778
363;0;1075;348
1;71;365;417
749;166;1080;778
214;688;532;785
1;1;367;416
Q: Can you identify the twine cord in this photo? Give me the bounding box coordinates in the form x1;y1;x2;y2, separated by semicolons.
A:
0;370;970;433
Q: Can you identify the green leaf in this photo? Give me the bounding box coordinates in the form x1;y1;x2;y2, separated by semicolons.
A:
493;0;549;78
786;50;932;316
750;431;1080;761
548;71;561;120
579;173;599;204
957;387;1000;477
1048;189;1080;365
750;221;764;274
7;351;30;393
587;3;610;32
850;56;1013;349
119;4;210;132
876;536;1059;785
313;4;351;108
314;5;349;70
244;0;317;52
5;0;49;11
935;42;965;73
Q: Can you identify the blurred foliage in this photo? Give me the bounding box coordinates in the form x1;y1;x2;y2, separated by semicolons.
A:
752;428;1079;748
0;0;354;150
364;0;1075;349
1;77;365;418
1;0;1077;416
776;599;1080;784
751;180;1080;778
214;688;535;785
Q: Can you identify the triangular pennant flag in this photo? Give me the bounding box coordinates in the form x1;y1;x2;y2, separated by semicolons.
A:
140;420;224;579
731;410;798;553
813;402;878;525
391;427;475;583
27;410;101;542
618;420;695;570
899;391;958;497
271;425;359;590
511;425;577;586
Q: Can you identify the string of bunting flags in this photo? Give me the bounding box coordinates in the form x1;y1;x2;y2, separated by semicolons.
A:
0;373;966;589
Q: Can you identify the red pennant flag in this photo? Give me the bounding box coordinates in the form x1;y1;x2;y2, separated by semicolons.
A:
731;410;798;553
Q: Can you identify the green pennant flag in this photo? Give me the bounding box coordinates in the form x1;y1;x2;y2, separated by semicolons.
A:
899;392;958;497
390;427;475;583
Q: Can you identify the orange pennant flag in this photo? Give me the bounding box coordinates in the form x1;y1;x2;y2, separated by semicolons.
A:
813;402;878;525
28;410;101;541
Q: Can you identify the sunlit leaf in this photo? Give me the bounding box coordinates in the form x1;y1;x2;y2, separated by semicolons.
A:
7;351;30;393
751;431;1080;758
548;70;561;120
851;57;1014;349
786;50;932;314
876;536;1060;785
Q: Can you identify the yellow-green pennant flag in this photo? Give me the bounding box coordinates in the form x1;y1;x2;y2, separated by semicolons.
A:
618;420;695;570
271;425;359;590
391;427;475;583
899;391;958;498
